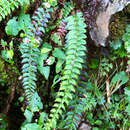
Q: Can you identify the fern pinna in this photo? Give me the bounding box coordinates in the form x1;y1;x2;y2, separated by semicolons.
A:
0;0;25;21
44;12;87;129
20;7;51;110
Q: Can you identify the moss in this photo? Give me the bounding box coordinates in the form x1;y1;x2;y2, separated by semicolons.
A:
0;58;8;83
109;5;129;41
109;14;127;41
0;58;20;86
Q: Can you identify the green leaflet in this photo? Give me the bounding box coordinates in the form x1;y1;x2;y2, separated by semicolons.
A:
38;66;50;80
5;11;31;36
21;123;41;130
5;17;19;36
110;71;129;95
52;48;65;59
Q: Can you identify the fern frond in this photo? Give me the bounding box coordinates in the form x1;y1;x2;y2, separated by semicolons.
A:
63;59;87;130
20;7;51;110
64;97;83;130
20;35;40;104
56;0;74;26
62;0;74;20
64;88;96;129
0;0;25;21
64;94;96;130
44;12;87;129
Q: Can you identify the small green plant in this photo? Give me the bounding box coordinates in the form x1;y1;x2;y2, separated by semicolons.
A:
99;58;113;77
0;114;8;130
124;86;130;116
1;39;14;64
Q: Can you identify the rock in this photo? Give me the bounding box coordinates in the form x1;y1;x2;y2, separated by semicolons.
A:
82;0;130;46
78;122;91;130
94;0;129;46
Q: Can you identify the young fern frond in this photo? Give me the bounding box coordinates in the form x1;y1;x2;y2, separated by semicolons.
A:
20;7;51;109
0;0;25;21
44;12;87;129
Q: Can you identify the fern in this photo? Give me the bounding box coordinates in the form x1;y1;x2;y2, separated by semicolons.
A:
0;0;25;21
20;33;40;106
20;7;51;110
63;60;88;130
64;73;96;130
56;0;74;26
66;103;82;129
43;12;87;129
62;0;74;21
64;96;84;130
64;93;96;130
